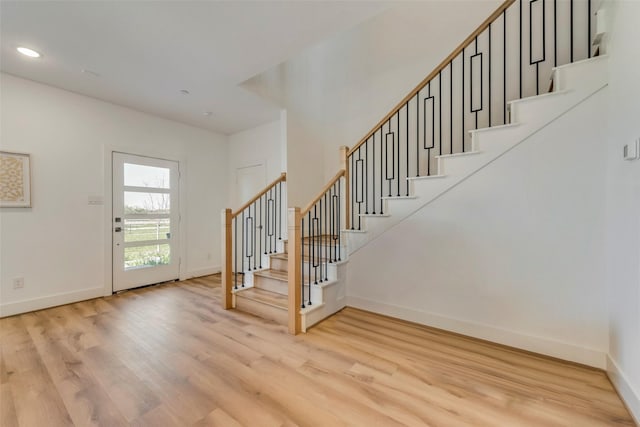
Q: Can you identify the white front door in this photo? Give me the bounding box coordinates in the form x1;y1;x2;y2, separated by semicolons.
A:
112;152;180;291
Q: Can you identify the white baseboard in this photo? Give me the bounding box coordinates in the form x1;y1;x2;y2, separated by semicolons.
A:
0;287;105;318
346;295;607;369
184;266;221;280
607;355;640;425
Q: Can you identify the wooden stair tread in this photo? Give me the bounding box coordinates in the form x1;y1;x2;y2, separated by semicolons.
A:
254;269;288;281
235;287;287;309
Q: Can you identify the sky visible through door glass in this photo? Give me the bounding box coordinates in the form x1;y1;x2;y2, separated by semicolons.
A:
124;163;170;189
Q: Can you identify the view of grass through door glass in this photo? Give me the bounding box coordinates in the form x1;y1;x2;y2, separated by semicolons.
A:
123;163;172;269
124;244;170;269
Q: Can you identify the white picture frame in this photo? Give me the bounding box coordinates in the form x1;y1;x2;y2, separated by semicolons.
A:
0;151;31;208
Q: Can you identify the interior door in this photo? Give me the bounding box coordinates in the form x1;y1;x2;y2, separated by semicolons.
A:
236;164;265;206
112;152;180;291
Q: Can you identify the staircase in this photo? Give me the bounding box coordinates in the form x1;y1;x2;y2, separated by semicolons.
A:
344;55;608;253
223;0;602;336
230;233;347;331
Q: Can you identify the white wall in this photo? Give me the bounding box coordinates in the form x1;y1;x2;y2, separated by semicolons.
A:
228;117;285;208
0;73;228;316
244;1;502;205
604;0;640;421
346;88;609;368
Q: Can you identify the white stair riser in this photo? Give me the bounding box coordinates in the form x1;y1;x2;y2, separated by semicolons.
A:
235;296;287;325
269;257;288;272
438;153;488;176
253;275;288;295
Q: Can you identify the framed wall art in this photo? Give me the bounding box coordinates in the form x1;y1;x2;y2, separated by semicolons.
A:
0;151;31;207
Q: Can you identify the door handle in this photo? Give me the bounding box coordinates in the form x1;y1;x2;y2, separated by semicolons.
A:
114;227;122;232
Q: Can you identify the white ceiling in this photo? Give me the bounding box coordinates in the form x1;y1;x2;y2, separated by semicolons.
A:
0;1;389;134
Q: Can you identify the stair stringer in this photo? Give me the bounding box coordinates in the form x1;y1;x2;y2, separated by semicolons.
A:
343;55;608;255
299;258;348;332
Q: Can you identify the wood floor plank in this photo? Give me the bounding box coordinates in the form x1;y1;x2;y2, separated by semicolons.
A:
1;383;19;427
0;274;634;427
194;408;243;427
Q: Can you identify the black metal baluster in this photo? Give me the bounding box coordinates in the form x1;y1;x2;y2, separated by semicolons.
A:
313;205;318;286
380;127;384;214
278;181;283;240
530;0;546;96
520;0;523;99
426;84;432;175
328;187;333;263
319;198;323;282
251;204;256;270
259;195;263;267
489;23;492;127
308;211;311;306
450;61;453;154
331;185;336;262
271;188;275;253
234;216;238;289
267;189;272;253
265;190;270;254
241;210;245;286
587;0;591;58
365;139;369;214
475;38;479;130
301;217;305;308
439;72;442;158
384;118;395;197
350;154;355;229
416;92;420;177
337;178;342;261
405;102;409;196
357;148;362;230
372;132;376;214
396;113;400;196
504;9;508;124
324;191;328;270
324;192;328;277
258;195;266;268
254;203;258;269
554;0;557;66
570;0;574;62
462;49;465;152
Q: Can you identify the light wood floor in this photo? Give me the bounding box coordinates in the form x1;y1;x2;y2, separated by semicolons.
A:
0;275;635;426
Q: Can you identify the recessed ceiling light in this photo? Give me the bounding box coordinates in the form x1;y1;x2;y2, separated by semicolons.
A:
203;111;213;116
180;89;190;95
17;47;41;58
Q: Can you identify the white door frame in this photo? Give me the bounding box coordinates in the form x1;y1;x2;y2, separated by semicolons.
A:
103;146;187;295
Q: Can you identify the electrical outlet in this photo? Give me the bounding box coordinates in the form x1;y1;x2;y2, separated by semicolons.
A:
13;277;24;289
207;252;212;260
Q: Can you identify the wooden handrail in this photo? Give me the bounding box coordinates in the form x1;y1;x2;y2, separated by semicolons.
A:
347;0;515;157
301;170;345;216
231;172;286;218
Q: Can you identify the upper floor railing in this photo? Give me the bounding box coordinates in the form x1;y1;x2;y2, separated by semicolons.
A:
345;0;595;230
